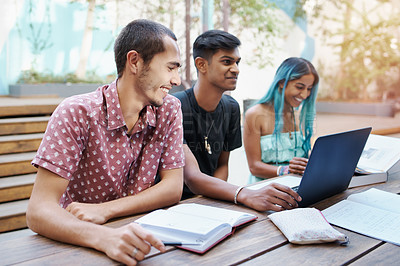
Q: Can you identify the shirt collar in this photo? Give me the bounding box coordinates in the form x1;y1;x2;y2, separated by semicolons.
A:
103;80;157;131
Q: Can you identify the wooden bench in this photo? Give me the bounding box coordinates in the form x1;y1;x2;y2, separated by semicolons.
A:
0;97;59;233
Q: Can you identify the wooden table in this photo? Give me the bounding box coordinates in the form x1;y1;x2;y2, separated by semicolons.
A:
1;174;400;265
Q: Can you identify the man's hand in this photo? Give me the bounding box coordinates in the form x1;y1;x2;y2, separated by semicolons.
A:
66;202;110;224
99;223;166;266
238;183;301;212
288;157;308;175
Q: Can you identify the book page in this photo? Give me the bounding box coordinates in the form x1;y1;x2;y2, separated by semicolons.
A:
135;209;228;237
357;134;400;173
347;188;400;214
168;203;257;227
322;200;400;246
135;209;232;253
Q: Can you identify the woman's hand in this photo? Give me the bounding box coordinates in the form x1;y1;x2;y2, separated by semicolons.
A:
288;157;308;175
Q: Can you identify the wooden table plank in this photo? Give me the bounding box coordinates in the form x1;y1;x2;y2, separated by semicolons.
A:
351;243;400;265
12;246;118;266
0;235;76;265
239;229;382;266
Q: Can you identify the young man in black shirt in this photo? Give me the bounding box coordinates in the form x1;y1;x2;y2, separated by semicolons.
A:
174;30;302;211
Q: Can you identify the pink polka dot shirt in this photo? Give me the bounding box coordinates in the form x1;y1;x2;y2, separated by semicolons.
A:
32;80;184;208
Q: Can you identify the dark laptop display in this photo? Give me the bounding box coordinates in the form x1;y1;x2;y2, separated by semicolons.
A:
296;127;372;207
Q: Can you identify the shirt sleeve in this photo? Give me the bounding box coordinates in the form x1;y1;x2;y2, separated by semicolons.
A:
224;96;242;151
159;96;185;170
31;97;90;179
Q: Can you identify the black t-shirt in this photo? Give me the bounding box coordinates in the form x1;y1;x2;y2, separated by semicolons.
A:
173;88;242;198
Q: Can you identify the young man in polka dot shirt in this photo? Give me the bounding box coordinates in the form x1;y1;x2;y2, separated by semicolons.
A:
175;30;302;212
27;19;184;265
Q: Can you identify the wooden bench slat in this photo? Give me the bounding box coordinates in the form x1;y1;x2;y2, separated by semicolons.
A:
0;116;50;136
0;152;37;177
0;200;29;232
0;97;61;118
0;152;37;164
0;174;36;188
0;174;36;202
0;199;29;218
0;185;34;203
0;133;43;155
0;133;44;142
0;215;27;233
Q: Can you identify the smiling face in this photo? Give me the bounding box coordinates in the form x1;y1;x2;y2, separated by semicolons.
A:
283;73;315;108
205;48;241;92
137;36;182;107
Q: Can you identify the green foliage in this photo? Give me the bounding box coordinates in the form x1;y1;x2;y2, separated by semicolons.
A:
312;0;400;101
213;0;286;68
17;69;107;84
26;0;53;56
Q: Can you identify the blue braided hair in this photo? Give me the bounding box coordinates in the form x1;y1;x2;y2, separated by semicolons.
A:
257;57;319;156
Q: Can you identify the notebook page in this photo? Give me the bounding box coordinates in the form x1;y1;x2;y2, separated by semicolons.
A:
347;188;400;214
322;200;400;246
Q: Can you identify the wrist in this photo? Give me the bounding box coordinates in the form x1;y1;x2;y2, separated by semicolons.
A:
101;202;116;222
84;223;111;253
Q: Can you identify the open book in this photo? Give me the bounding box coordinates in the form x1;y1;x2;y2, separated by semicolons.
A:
349;134;400;188
322;188;400;246
134;203;257;253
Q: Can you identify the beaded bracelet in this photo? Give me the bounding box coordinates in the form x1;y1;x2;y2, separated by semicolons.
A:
278;165;290;176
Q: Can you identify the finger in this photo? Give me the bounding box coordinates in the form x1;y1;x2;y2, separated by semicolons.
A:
65;203;77;213
129;223;166;253
264;190;297;210
117;252;138;266
271;183;302;202
267;204;286;212
289;162;307;170
130;247;145;261
65;203;82;217
290;157;308;166
122;227;152;256
293;157;308;162
117;229;148;262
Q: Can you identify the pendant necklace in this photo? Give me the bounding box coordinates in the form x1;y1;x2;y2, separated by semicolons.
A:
204;120;215;155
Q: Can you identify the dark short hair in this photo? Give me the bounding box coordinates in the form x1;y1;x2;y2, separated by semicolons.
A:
114;19;177;78
193;30;241;63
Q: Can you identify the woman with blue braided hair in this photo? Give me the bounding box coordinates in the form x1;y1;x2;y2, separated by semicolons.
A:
244;57;319;184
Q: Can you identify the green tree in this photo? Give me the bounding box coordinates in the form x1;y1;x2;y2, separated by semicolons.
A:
21;0;53;69
213;0;286;68
312;0;400;101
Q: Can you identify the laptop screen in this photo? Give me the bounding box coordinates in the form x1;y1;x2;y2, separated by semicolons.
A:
297;127;372;207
